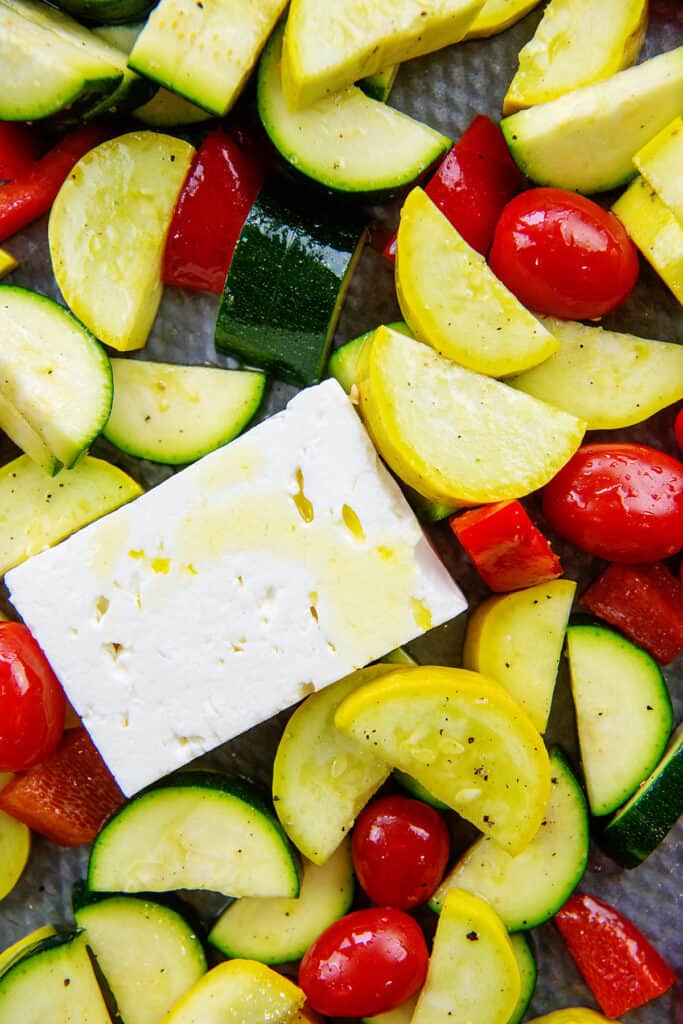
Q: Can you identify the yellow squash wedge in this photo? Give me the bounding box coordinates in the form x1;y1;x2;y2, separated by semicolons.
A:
527;1012;617;1024
463;579;576;733
396;188;557;377
0;772;30;904
633;116;683;223
0;454;142;577
0;926;57;975
510;318;683;429
281;0;485;108
272;665;399;864
335;666;551;855
613;175;683;305
356;326;585;506
0;249;17;279
49;132;195;352
464;0;541;40
412;889;520;1024
503;0;647;114
161;959;305;1024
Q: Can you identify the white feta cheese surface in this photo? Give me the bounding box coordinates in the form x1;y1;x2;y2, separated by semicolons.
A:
8;380;466;795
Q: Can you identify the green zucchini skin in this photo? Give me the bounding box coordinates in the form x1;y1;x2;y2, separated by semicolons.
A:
508;933;537;1024
601;723;683;867
53;0;154;23
215;179;367;387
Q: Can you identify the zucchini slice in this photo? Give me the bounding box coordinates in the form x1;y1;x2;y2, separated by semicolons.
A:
54;0;154;25
75;895;206;1024
327;321;411;395
88;771;300;898
163;960;305;1024
103;360;265;465
0;454;142;578
396;188;558;378
273;665;398;865
49;132;195;352
0;773;30;903
510;318;683;430
208;839;354;963
567;625;673;816
0;931;112;1024
258;24;450;197
359;64;399;103
281;0;484;108
0;286;112;471
602;723;683;867
463;580;577;734
412;889;520;1024
0;926;57;977
215;178;367;387
501;47;683;194
0;1;122;120
128;0;288;116
429;749;589;930
502;0;647;114
509;933;537;1024
335;666;551;856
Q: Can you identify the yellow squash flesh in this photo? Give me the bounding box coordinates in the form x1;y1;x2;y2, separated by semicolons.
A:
464;0;542;39
356;326;585;506
49;132;195;352
0;773;30;904
503;0;647;113
633;116;683;223
396;188;558;377
613;175;683;305
527;1012;618;1024
412;889;520;1024
281;0;485;107
0;249;18;279
161;960;305;1024
463;579;576;733
335;666;551;855
510;318;683;429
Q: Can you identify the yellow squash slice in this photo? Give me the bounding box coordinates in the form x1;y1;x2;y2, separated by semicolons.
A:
49;132;195;352
463;579;576;733
0;773;30;904
281;0;485;108
633;116;683;223
613;175;683;305
526;1013;617;1024
412;889;520;1024
356;326;585;506
162;959;305;1024
464;0;542;40
0;249;17;279
0;926;57;975
273;665;400;864
510;318;683;429
335;666;551;854
396;188;557;377
503;0;647;114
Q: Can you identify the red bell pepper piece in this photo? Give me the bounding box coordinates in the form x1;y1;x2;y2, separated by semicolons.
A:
0;727;125;846
0;124;106;243
449;500;563;592
0;122;41;182
555;893;676;1018
581;562;683;665
163;125;269;293
383;114;523;260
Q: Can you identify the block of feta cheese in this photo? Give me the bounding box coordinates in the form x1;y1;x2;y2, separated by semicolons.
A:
7;380;466;795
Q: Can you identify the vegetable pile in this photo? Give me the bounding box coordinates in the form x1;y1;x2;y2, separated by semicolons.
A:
0;0;681;1022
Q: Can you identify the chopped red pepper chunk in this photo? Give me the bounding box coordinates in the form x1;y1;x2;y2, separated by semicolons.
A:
555;893;677;1018
449;500;563;592
0;125;107;243
163;125;269;294
581;562;683;665
0;122;41;183
0;727;125;846
383;114;523;260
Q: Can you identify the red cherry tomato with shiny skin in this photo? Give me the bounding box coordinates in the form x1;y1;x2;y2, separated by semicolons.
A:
299;908;428;1018
0;622;65;771
674;407;683;454
352;795;450;909
489;188;639;319
543;444;683;563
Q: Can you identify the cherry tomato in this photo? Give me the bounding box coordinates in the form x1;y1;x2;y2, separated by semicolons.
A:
542;444;683;563
0;622;65;771
352;795;450;909
489;187;639;319
674;407;683;454
299;908;428;1017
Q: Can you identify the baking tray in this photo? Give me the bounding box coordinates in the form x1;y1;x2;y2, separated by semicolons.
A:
0;3;681;1020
